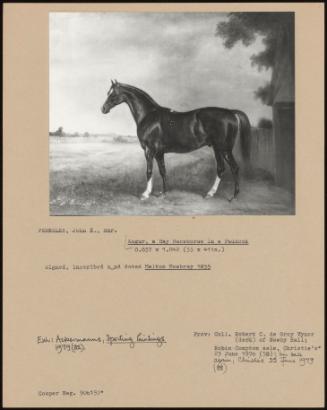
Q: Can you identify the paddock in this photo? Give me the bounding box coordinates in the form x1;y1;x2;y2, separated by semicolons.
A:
49;132;294;216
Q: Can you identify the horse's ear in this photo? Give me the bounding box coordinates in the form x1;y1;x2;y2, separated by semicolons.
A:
111;79;114;86
114;79;118;84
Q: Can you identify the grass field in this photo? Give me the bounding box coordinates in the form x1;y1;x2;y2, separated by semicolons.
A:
49;136;294;215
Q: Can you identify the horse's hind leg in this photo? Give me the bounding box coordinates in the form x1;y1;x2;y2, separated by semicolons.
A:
205;149;225;198
141;147;154;200
155;153;167;195
223;151;240;200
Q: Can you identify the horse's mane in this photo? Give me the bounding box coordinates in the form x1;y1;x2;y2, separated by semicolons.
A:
119;83;162;108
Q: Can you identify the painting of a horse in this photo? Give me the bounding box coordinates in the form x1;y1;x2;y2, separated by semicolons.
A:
102;80;251;201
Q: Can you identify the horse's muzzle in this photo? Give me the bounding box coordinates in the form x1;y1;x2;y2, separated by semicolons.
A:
101;105;110;114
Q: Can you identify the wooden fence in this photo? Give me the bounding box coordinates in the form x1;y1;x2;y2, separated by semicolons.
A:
234;127;275;177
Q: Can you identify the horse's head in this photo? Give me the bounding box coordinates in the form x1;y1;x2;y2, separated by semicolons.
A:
101;80;124;114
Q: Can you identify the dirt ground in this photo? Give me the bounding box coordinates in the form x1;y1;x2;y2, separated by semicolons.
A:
49;136;294;216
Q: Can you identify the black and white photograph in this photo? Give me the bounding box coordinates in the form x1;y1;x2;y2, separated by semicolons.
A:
49;12;295;216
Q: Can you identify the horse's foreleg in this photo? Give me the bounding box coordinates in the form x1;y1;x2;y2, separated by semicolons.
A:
155;153;167;195
205;149;225;198
223;151;240;201
141;148;154;200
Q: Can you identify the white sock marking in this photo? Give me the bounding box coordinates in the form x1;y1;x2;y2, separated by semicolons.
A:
206;176;221;197
141;177;153;199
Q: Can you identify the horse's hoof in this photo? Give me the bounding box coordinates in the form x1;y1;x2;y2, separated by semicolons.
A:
204;193;214;199
140;195;149;201
158;191;166;198
228;195;238;202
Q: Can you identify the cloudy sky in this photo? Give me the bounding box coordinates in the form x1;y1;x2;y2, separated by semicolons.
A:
50;12;272;135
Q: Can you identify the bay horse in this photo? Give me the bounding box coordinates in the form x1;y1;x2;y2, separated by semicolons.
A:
101;80;251;201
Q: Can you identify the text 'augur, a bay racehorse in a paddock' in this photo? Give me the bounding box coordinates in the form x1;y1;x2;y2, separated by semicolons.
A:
102;80;251;201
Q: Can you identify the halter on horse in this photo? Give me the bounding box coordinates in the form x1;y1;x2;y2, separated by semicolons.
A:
102;80;251;201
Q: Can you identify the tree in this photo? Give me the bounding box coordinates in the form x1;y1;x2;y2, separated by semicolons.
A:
56;126;64;136
216;13;294;104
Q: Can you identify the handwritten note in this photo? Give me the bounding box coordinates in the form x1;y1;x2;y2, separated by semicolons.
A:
37;333;167;353
193;330;322;373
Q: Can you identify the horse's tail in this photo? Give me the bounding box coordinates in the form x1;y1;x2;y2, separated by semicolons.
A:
232;109;251;168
